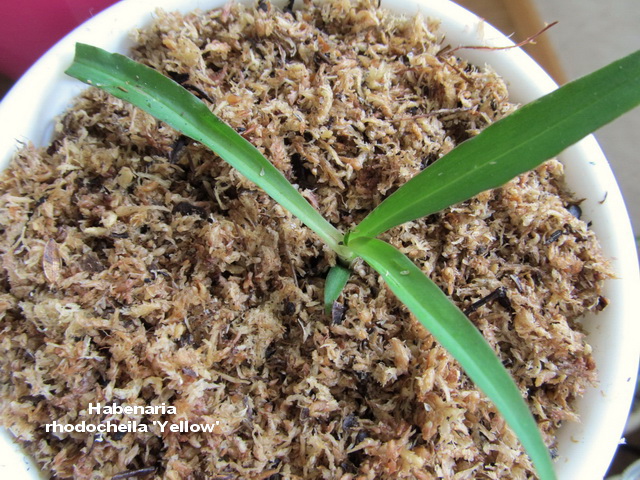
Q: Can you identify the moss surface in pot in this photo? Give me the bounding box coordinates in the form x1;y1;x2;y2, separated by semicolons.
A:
0;0;639;479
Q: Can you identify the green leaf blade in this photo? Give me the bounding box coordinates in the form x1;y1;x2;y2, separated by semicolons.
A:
324;264;351;313
348;236;557;480
65;43;349;258
352;49;640;239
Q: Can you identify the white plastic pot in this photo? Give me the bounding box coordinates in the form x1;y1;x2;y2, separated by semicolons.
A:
0;1;638;478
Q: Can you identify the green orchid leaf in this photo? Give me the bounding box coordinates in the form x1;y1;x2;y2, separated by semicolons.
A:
351;49;640;240
348;235;556;480
324;264;351;313
65;43;349;259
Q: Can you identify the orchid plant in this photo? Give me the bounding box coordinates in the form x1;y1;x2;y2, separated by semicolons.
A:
66;42;640;480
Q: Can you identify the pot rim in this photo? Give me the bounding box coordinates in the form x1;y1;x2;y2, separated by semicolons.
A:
0;1;637;478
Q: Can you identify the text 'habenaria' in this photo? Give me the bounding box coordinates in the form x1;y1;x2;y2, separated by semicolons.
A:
88;402;177;415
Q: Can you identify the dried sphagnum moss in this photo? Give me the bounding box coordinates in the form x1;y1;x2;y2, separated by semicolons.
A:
0;0;611;478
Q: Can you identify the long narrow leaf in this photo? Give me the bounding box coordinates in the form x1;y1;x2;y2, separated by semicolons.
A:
348;235;556;480
351;50;640;239
66;43;349;258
